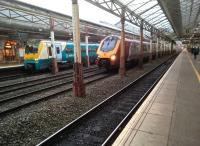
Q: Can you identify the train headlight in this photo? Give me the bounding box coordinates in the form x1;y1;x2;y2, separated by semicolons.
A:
35;59;38;63
110;55;116;61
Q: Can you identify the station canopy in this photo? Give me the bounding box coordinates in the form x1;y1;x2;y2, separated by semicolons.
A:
120;0;173;33
180;0;200;36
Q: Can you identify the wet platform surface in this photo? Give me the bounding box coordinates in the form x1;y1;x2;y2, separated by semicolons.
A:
112;49;200;146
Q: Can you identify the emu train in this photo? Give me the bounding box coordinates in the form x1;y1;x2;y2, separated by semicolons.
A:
24;40;99;71
96;35;160;69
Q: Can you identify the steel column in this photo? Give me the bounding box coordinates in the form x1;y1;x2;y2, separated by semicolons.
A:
160;39;163;56
170;41;173;54
156;37;159;58
139;20;144;68
160;38;163;57
119;9;126;78
149;27;153;61
49;17;58;74
164;40;166;55
72;0;85;97
85;35;90;67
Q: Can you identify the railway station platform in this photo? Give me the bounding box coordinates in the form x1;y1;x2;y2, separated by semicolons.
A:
0;64;23;69
0;64;24;76
112;49;200;146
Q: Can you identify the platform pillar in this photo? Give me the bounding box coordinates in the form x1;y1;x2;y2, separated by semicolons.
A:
85;35;90;67
156;37;159;58
169;41;173;54
149;27;153;61
119;9;126;78
168;42;170;54
170;41;173;54
164;40;166;55
139;20;144;69
49;17;58;74
160;39;163;56
72;0;85;97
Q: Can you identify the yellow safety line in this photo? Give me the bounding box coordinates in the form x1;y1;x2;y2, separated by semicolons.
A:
186;50;200;83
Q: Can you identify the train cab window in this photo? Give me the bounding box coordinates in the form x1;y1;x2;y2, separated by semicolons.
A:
25;45;38;53
101;36;118;52
25;40;39;54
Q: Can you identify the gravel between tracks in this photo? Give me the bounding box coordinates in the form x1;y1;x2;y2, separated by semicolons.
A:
0;56;171;146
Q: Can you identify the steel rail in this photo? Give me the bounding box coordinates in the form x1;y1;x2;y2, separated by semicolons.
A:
0;69;106;105
0;71;111;117
0;66;97;89
0;67;99;94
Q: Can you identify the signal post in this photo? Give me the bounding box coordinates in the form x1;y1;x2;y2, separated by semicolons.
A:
72;0;85;97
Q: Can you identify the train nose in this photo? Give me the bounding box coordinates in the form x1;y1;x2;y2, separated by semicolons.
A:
95;57;100;65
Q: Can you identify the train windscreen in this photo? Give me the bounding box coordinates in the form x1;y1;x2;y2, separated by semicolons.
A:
25;40;40;53
100;36;118;52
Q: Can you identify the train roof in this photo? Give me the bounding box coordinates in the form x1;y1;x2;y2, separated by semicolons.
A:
39;40;99;45
103;35;150;44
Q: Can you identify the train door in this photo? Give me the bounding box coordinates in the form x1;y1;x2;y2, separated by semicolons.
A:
55;43;62;61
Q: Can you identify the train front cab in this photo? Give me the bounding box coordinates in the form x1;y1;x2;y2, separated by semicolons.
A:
96;36;120;69
24;41;53;71
24;41;42;71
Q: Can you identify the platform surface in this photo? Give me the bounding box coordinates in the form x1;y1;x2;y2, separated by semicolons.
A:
0;64;23;69
112;50;200;146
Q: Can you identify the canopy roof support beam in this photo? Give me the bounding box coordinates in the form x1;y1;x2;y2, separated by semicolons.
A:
153;18;168;26
132;0;152;12
189;0;194;24
194;3;200;26
157;0;182;36
139;3;158;15
143;9;162;19
85;0;172;41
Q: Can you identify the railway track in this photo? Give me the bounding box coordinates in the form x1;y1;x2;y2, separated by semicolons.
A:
0;65;97;89
0;65;95;82
0;73;28;82
37;55;177;146
0;66;25;82
0;68;110;116
0;66;98;94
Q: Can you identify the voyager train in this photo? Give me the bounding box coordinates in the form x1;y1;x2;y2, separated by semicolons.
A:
96;35;162;69
24;40;99;71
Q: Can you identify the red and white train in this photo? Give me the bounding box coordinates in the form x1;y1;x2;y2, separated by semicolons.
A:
96;35;167;69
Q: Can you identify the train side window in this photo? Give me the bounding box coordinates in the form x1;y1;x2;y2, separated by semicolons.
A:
143;45;146;52
48;46;52;56
56;47;60;54
135;43;139;53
